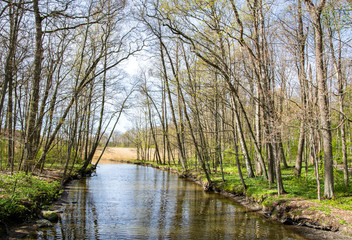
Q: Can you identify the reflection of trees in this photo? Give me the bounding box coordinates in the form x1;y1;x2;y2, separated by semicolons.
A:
51;178;99;239
168;176;187;236
47;165;305;239
157;171;170;237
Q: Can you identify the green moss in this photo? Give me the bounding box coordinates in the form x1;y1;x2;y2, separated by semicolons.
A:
42;211;59;222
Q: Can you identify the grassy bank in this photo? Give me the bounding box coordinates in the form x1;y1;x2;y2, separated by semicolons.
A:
136;160;352;235
0;171;61;222
0;164;95;225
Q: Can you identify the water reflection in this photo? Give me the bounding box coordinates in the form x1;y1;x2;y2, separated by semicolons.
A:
37;164;306;239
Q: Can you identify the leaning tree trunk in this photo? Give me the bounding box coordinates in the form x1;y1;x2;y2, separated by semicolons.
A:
231;95;254;178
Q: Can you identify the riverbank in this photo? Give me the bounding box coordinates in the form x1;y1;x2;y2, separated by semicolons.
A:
3;144;350;239
0;165;95;239
134;161;352;239
92;147;352;237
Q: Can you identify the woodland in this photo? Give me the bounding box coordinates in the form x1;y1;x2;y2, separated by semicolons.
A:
0;0;352;228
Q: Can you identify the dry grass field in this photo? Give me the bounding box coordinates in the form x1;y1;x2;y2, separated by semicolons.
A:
92;147;137;164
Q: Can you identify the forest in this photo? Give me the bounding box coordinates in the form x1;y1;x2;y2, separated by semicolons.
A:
0;0;352;229
121;0;352;201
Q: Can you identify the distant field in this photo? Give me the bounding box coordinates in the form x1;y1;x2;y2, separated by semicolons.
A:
93;147;137;164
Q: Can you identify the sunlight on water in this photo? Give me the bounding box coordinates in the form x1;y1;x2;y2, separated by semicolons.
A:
36;164;306;240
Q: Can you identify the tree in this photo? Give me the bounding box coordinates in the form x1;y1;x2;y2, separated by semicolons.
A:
304;0;334;198
22;0;44;172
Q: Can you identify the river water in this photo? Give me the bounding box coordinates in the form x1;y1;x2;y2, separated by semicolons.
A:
37;163;307;239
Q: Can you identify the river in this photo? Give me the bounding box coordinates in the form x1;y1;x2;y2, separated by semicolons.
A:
36;163;307;239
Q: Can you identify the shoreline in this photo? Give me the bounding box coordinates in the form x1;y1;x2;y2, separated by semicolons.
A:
1;166;95;239
3;159;351;239
134;161;352;240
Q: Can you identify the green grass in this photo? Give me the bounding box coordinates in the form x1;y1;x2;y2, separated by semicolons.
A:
308;206;332;215
0;160;93;222
0;171;61;221
339;219;347;225
141;158;352;211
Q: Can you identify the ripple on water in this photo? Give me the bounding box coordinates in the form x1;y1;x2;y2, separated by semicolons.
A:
37;164;307;240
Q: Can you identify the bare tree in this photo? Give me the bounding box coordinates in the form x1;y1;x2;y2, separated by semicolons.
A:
304;0;334;198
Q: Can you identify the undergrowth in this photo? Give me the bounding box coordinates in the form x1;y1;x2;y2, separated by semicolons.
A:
0;172;61;222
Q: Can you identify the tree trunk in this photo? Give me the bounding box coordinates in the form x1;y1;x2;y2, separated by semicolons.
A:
295;122;305;176
158;32;187;170
23;0;43;172
275;133;286;195
295;0;308;177
4;0;22;171
255;88;262;175
327;22;348;186
232;114;247;190
232;95;254;178
304;0;334;198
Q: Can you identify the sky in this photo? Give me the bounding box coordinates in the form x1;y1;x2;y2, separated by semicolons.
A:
113;54;145;133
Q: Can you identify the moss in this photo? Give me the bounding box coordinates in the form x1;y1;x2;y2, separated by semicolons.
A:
42;211;59;222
